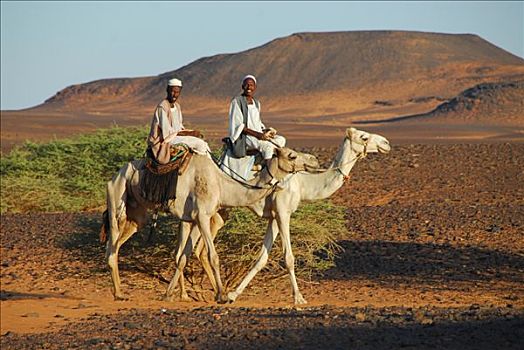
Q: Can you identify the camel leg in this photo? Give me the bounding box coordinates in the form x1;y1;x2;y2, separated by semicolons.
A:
165;226;196;302
106;214;144;300
194;212;224;293
170;213;224;301
197;213;226;303
227;218;279;303
172;221;193;301
277;211;307;305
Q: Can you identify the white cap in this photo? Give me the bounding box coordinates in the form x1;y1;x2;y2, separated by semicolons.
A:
242;74;257;85
168;78;182;87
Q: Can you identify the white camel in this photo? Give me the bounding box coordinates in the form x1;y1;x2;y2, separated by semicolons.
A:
102;147;319;302
173;127;391;304
162;148;320;302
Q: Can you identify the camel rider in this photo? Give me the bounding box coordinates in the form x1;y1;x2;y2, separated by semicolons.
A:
227;74;286;161
147;78;210;164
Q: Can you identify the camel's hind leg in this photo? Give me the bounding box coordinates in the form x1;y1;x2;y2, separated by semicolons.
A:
106;204;147;300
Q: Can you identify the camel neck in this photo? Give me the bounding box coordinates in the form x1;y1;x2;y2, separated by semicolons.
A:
219;174;273;208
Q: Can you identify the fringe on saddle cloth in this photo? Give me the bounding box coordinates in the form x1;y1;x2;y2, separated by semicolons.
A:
139;143;193;205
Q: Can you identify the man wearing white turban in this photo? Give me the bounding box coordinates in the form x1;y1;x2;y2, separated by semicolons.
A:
147;78;210;164
221;74;286;179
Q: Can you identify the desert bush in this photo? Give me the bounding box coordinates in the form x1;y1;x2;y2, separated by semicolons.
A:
0;126;148;212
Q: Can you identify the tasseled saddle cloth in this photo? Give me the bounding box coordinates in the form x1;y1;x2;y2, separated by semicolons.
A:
140;143;193;205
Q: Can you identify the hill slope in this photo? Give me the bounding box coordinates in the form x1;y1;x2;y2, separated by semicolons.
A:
2;31;524;150
44;31;524;106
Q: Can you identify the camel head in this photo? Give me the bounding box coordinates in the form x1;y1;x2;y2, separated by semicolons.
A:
346;127;391;155
274;147;320;173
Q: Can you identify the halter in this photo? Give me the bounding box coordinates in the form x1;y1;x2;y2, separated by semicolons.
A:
302;134;369;182
212;152;297;190
332;134;368;179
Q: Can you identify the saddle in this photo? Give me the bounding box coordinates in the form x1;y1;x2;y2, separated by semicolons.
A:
140;144;193;205
221;137;264;173
145;143;193;175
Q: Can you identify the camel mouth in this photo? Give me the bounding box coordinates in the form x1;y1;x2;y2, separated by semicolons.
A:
305;158;320;171
304;163;320;172
377;142;391;154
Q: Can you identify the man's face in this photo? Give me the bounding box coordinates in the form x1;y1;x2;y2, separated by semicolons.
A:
167;86;182;103
242;78;256;97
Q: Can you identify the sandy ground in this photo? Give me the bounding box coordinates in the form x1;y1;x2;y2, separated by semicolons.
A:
1;143;523;349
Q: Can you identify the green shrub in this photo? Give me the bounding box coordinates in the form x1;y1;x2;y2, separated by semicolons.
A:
1;126;147;212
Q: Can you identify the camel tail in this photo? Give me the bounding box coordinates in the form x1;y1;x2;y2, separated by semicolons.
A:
99;210;109;243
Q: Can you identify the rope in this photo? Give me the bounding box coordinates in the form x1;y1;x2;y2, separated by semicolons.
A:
209;150;274;190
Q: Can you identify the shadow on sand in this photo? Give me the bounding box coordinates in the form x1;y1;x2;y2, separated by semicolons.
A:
321;240;524;285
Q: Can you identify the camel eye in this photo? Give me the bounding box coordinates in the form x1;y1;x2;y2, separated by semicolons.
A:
360;134;369;141
289;154;297;160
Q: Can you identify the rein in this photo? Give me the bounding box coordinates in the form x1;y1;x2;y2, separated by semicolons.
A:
210;152;278;190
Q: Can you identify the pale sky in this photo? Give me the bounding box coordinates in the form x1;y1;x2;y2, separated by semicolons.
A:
1;1;523;110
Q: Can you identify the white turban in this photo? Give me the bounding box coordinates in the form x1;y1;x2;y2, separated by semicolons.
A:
168;78;182;87
242;74;257;85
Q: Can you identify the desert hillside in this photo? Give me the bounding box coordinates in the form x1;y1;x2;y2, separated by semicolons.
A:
357;80;524;124
1;31;524;150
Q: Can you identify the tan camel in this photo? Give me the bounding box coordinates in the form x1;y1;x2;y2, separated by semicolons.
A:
103;147;319;302
174;127;390;304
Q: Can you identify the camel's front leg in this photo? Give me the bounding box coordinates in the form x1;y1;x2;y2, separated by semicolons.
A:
165;224;196;302
193;212;224;293
276;211;307;305
197;213;227;303
228;218;279;303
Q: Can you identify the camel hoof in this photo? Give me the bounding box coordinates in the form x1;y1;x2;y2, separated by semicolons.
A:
294;294;307;305
163;294;176;302
114;294;129;301
227;291;238;303
215;294;229;304
180;294;191;302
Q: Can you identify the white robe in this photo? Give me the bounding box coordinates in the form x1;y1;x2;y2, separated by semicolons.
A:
221;97;285;180
156;104;210;155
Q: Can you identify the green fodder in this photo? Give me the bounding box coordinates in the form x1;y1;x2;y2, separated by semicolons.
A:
0;126;148;213
182;201;346;289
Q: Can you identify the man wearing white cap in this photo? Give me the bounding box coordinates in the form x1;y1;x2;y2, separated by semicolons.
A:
147;78;210;164
221;74;286;180
229;75;285;157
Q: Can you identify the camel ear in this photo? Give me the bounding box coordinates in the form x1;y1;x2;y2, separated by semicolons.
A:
346;127;356;138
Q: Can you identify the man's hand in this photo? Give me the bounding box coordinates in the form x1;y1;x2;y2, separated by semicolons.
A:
243;126;270;141
261;132;272;141
263;127;276;140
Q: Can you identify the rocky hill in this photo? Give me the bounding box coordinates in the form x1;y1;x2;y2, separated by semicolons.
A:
2;31;524;150
43;31;523;105
356;80;524;125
